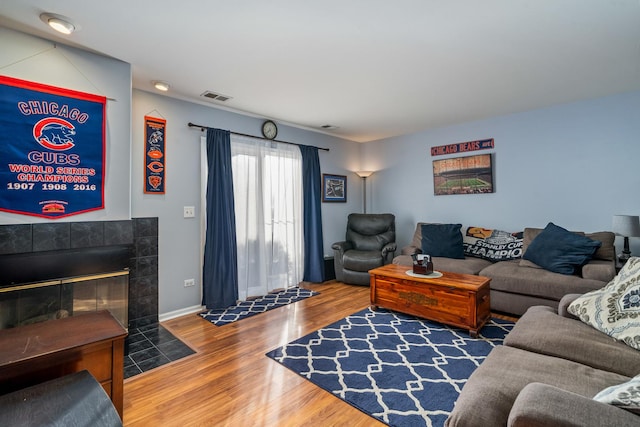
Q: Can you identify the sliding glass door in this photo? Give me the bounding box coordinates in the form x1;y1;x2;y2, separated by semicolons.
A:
230;135;303;300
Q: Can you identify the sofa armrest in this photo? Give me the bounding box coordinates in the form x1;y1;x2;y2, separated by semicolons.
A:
508;383;639;427
401;245;421;256
582;259;616;282
558;293;583;318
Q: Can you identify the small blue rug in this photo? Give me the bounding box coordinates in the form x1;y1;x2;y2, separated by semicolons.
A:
200;287;319;326
266;308;514;427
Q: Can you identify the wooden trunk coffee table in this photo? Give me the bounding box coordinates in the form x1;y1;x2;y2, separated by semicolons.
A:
369;264;491;337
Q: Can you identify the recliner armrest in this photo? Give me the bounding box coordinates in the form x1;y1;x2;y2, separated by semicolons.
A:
331;241;353;254
331;241;353;282
508;383;639;427
382;242;397;264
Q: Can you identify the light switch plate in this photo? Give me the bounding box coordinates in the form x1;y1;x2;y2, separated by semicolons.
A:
183;206;195;218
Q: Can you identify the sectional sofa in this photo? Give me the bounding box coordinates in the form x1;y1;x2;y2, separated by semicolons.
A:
445;277;640;426
393;222;617;315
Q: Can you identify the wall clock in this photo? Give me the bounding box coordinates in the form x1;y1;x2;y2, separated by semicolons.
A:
261;120;278;140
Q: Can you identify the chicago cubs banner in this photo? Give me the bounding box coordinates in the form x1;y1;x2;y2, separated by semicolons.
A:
144;116;166;194
0;76;106;219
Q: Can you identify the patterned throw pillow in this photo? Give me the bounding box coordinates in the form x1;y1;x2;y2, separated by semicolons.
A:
593;374;640;415
568;257;640;350
462;226;523;262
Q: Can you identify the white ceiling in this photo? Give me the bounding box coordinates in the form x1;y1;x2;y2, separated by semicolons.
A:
1;1;639;142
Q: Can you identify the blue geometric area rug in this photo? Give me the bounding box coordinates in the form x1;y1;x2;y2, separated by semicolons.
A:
266;308;514;427
200;287;318;326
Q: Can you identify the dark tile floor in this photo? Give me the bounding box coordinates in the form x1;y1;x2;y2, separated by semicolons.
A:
124;323;195;379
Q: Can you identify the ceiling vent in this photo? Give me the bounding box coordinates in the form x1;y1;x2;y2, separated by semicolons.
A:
200;91;232;102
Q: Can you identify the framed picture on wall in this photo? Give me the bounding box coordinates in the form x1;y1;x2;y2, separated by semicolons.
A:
432;153;494;195
322;174;347;202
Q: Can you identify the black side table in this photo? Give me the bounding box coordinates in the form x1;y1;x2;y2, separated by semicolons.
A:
323;256;336;281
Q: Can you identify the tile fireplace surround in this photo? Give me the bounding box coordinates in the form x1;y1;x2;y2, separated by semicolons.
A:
0;218;159;329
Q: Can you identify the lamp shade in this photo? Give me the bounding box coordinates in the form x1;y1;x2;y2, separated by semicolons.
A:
355;171;374;178
612;215;640;237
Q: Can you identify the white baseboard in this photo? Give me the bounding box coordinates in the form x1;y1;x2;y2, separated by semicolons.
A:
159;304;204;322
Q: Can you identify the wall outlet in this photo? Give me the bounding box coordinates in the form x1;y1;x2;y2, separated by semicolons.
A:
183;206;195;218
184;278;195;287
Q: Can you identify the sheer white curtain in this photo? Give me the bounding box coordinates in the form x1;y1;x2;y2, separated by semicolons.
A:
230;135;304;300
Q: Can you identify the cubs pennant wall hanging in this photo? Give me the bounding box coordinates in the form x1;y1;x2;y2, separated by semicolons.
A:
0;75;106;219
144;116;166;194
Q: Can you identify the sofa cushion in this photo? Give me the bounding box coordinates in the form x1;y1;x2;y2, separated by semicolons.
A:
408;222;426;248
462;226;523;262
568;257;640;351
420;223;465;259
480;260;607;301
508;383;640;427
393;255;491;275
586;231;616;261
444;345;630;427
522;222;601;275
0;370;122;427
582;259;617;282
593;374;640;415
519;255;615;282
521;227;615;262
504;306;640;377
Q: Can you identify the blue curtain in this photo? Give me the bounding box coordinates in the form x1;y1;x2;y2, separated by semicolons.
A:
202;128;238;309
299;145;325;282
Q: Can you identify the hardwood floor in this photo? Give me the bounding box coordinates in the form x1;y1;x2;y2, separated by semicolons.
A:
123;281;383;427
123;281;518;426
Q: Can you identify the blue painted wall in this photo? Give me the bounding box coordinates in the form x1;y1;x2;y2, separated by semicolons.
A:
363;91;640;256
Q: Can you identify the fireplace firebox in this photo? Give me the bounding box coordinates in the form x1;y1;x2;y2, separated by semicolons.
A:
0;245;130;329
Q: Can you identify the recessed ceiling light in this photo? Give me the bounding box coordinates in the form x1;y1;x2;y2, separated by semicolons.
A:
40;13;76;35
153;81;170;92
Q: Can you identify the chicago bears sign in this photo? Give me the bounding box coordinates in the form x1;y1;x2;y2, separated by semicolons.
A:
0;76;106;219
144;116;166;194
431;138;494;157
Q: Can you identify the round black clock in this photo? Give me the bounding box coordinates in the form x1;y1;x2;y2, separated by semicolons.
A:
261;120;278;140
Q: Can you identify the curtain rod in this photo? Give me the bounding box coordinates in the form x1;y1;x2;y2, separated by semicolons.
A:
188;122;329;152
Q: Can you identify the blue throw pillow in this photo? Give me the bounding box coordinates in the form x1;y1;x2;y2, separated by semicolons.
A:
523;222;602;275
421;224;465;259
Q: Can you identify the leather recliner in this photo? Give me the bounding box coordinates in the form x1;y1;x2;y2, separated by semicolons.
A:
332;213;396;286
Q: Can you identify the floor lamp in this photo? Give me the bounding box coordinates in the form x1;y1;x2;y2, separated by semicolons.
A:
355;171;374;213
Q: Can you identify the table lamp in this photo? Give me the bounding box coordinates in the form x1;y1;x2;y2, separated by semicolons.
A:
612;214;640;263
